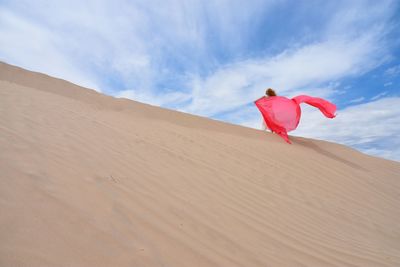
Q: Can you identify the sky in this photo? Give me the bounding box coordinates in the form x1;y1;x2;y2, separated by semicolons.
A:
1;0;399;161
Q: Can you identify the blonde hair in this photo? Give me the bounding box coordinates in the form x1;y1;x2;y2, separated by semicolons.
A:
266;88;277;96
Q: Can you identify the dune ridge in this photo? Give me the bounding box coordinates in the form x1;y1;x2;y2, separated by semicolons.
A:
1;62;400;267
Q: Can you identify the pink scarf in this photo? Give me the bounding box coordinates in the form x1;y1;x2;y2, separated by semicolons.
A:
255;95;336;143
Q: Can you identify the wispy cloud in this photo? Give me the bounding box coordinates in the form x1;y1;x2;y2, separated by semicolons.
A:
292;97;400;161
384;82;393;87
371;91;388;101
0;7;101;90
385;65;400;76
180;34;387;117
349;97;365;104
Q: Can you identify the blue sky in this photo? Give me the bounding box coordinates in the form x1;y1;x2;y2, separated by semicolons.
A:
1;0;399;161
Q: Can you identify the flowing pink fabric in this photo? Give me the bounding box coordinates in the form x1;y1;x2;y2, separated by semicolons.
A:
254;95;336;143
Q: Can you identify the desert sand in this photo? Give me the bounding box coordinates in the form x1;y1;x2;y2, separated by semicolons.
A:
1;62;400;267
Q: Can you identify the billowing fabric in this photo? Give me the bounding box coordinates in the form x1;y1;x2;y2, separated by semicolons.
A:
255;95;336;143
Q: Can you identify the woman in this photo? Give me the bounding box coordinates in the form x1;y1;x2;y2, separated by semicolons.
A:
261;88;277;130
255;88;336;143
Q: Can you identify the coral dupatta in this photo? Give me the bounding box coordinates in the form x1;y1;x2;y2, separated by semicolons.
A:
255;95;336;143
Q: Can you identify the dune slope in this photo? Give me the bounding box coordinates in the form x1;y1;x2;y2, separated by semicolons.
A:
1;62;400;267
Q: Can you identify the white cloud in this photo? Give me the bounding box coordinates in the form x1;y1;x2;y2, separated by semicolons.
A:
180;33;387;117
0;7;101;90
174;0;395;119
291;97;400;161
0;0;394;103
384;82;393;87
385;65;400;76
0;1;158;92
370;91;388;101
0;0;277;94
349;97;365;103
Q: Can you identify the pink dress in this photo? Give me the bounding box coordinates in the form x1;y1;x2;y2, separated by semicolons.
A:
254;95;336;143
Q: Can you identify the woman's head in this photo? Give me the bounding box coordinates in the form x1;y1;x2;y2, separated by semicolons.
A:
266;88;277;97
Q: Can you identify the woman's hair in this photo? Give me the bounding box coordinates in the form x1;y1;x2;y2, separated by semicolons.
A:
266;88;277;96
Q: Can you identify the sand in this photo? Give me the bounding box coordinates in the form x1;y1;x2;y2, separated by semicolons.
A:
1;62;400;267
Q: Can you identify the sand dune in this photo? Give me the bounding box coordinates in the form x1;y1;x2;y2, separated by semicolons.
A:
1;62;400;267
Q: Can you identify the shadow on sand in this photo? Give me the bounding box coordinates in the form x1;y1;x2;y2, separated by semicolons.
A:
293;138;366;171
